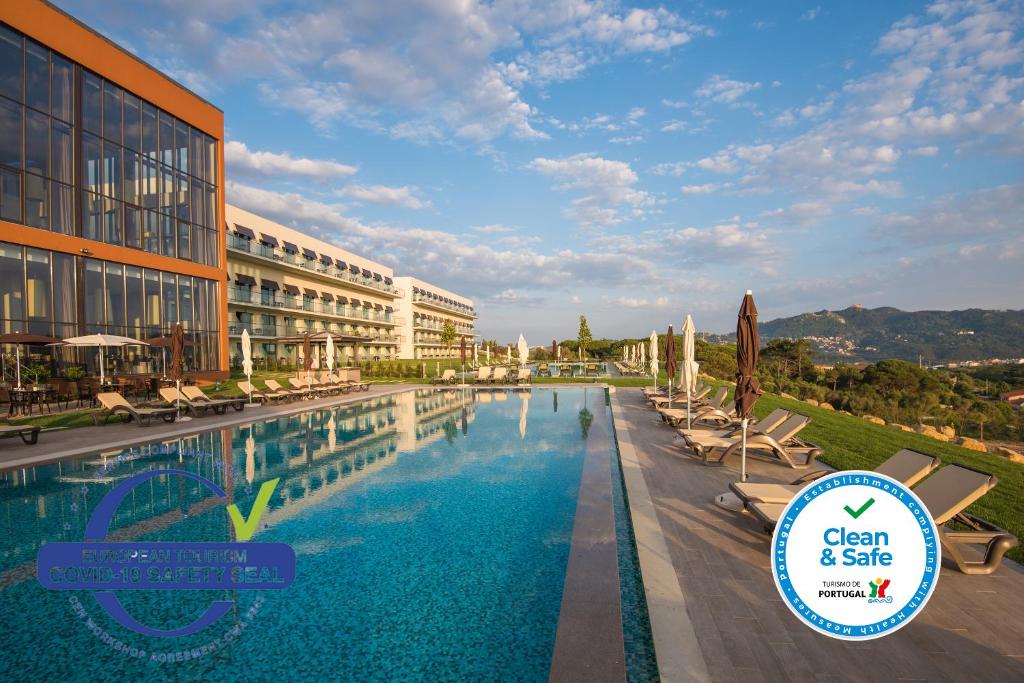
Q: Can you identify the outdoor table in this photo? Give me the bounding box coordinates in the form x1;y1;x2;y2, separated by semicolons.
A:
10;387;57;416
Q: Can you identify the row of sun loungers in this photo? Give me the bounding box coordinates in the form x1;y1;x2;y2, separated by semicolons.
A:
640;382;1018;574
240;374;369;403
473;366;532;384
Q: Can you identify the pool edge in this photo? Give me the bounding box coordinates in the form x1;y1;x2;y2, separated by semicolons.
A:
609;389;711;683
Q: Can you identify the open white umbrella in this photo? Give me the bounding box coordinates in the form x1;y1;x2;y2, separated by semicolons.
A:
517;334;529;367
649;330;658;390
60;334;148;384
680;315;699;430
241;329;253;404
326;333;335;373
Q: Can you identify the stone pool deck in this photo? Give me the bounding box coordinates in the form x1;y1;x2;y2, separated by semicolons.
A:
612;388;1024;683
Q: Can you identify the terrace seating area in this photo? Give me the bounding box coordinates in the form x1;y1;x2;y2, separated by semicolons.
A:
616;387;1024;680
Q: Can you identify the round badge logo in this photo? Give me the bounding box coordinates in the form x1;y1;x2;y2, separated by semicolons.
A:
770;470;940;640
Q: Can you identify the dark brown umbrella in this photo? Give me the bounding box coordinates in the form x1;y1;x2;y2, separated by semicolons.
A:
169;324;185;381
665;325;677;395
734;290;762;481
145;334;193;348
303;334;313;373
551;339;557;358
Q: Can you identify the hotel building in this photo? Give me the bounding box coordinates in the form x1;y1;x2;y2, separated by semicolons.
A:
0;1;227;378
393;276;477;360
225;204;401;368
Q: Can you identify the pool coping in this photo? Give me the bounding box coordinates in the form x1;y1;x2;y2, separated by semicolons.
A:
609;389;711;683
0;385;416;472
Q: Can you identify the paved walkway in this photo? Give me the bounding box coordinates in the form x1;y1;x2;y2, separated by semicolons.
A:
614;388;1024;682
0;384;414;472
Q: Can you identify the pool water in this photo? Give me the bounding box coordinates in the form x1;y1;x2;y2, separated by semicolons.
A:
0;388;655;681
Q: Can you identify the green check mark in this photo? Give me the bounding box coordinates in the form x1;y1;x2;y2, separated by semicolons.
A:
844;497;875;519
226;478;280;541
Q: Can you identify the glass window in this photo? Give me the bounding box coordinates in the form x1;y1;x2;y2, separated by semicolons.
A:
176;171;189;220
124;206;141;249
158;112;174;167
0;244;24;332
179;275;193;326
205;135;217;183
105;262;125;333
123;150;139;205
50;54;73;122
82;132;101;194
190;127;204;182
159;164;173;214
141;102;158;160
84;259;104;332
141;156;158;210
123;94;141;151
103;196;122;245
0;27;23;103
190;178;203;228
143;209;159;253
125;265;143;338
174;120;188;175
177;221;191;260
191;220;204;264
162;272;178;325
25;41;48;113
52;252;75;334
0;168;20;223
0;98;23;169
206;226;218;267
102;82;122;143
82;190;103;241
50;119;72;184
25;109;47;176
51;181;73;234
161;213;175;257
25;248;50;332
102;142;121;199
144;269;160;337
83;73;102;134
206;185;216;230
24;173;46;229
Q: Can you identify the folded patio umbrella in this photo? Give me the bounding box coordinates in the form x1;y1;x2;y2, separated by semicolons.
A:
649;330;658;390
680;314;699;429
665;325;676;400
303;333;313;390
734;291;763;482
517;334;529;367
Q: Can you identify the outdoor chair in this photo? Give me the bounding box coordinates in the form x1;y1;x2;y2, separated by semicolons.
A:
514;368;532;384
432;369;457;385
679;414;821;468
266;379;309;399
650;384;715;408
238;381;290;404
675;408;792;444
473;367;492;383
0;421;41;445
93;392;177;426
182;386;246;412
658;389;729;423
490;366;509;384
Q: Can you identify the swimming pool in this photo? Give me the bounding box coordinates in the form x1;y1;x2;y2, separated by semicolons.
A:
0;387;655;681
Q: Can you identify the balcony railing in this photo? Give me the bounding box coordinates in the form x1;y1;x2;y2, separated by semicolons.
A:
228;286;394;323
227;233;400;296
228;323;400;344
413;319;475;334
412;293;475;317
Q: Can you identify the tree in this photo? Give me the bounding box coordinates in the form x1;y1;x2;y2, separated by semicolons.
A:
440;320;456;367
577;315;592;360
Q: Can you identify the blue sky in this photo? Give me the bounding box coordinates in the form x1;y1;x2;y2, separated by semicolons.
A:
56;0;1024;342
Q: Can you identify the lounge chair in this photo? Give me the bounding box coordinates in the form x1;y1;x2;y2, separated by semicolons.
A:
474;367;492;384
0;422;40;444
490;366;509;384
288;376;323;397
514;368;532;384
650;384;716;408
331;375;369;392
750;464;1018;575
659;390;729;424
675;408;791;444
182;386;246;412
644;381;705;399
432;369;457;385
93;392;177;426
238;381;290;403
726;448;941;510
680;414;821;468
158;387;214;416
537;363;550;377
266;379;308;399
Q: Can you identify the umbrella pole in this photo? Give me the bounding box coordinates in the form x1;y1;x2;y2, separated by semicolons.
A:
686;383;691;430
741;418;748;482
99;349;105;384
15;346;21;388
246;369;252;405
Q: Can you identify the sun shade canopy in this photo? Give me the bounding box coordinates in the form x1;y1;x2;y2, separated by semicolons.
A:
234;225;255;239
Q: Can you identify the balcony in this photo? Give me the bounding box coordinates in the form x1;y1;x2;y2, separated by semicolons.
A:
412;293;476;318
227;233;401;297
413;319;476;335
227;286;395;324
228;324;400;345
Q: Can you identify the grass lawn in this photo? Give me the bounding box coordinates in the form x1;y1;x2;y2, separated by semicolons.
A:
704;381;1024;564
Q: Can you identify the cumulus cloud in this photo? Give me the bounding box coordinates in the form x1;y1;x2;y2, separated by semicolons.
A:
225;140;357;179
340;184;429;209
681;183;720;194
695;74;762;105
877;183;1024;246
529;154;656;228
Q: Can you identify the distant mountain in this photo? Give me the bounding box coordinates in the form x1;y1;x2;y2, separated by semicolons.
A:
755;306;1024;363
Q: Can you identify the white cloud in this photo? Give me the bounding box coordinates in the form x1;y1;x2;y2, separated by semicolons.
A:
660;120;687;132
878;183;1024;246
661;99;688;108
340;184;429;209
473;223;515;234
651;161;688;176
681;183;720;194
909;145;939;157
801;7;822;22
225;140;358;179
695;74;762;105
529;154;656;228
609;135;643;144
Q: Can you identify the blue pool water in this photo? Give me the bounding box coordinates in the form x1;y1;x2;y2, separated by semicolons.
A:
0;388;655;681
